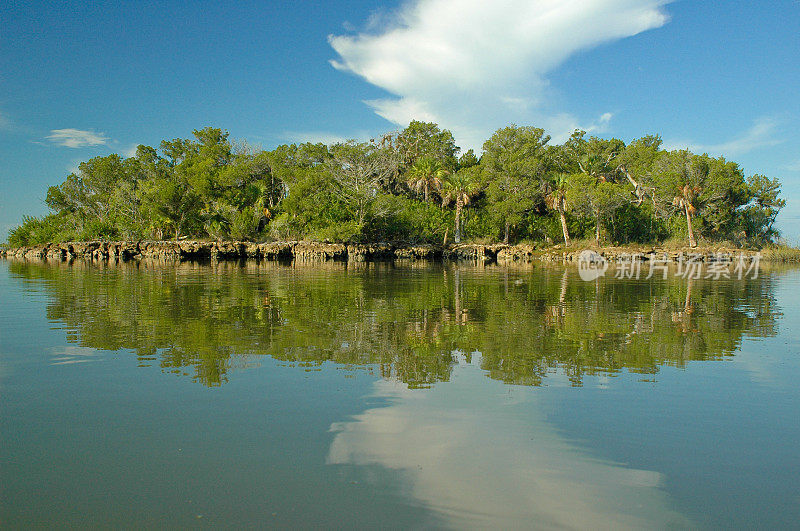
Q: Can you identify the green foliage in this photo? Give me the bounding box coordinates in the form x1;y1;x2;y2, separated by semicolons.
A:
229;206;262;241
395;120;459;169
8;214;73;247
406;156;448;202
481;125;551;242
308;221;363;243
738;174;786;245
5;124;786;248
607;202;668;244
365;195;451;243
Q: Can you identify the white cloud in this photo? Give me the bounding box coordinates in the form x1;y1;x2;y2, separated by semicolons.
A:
282;130;370;146
46;128;109;148
328;355;690;528
329;0;671;150
665;117;782;157
122;144;140;158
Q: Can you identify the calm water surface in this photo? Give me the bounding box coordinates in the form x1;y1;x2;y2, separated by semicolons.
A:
1;258;799;528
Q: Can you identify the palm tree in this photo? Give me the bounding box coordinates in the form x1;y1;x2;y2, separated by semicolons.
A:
545;173;572;247
406;156;447;203
441;170;480;244
673;184;701;248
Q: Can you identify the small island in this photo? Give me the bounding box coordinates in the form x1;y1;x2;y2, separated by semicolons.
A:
4;121;793;261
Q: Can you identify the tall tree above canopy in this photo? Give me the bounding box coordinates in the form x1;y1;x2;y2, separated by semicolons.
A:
134;146;202;240
556;134;628;245
161;128;233;205
395;120;459;169
481;125;551;243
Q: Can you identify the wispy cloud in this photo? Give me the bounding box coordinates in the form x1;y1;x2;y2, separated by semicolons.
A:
665;117;782;157
281;130;368;146
329;0;671;150
46;128;109;148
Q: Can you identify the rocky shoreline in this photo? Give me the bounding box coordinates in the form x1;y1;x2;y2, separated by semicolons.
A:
0;240;765;264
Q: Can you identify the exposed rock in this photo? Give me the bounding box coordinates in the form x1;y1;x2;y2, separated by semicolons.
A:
258;242;294;261
394;244;442;260
139;241;181;260
294;242;347;261
497;244;537;263
178;241;211;258
443;244;499;262
347;243;395;262
1;241;766;264
211;241;245;259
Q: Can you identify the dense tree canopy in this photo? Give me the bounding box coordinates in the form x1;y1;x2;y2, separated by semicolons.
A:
7;122;786;248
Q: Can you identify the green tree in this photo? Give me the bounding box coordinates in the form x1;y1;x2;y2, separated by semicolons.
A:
327;141;397;232
566;173;627;244
137;145;202;240
544;173;572;246
651;150;749;248
406;156;448;203
395;120;459;169
45;154;134;239
617;135;663;206
739;174;785;243
441;167;481;244
481;125;551;242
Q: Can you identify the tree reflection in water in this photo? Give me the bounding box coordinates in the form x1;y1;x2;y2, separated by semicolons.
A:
8;259;781;387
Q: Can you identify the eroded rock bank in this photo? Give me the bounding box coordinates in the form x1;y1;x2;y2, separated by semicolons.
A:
0;240;764;263
0;241;441;262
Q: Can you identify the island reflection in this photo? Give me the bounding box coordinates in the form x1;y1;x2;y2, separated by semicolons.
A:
8;259;781;387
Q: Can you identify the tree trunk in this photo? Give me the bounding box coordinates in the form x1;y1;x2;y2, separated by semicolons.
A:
623;168;645;205
424;183;429;203
504;221;510;244
685;203;697;248
559;208;571;247
454;198;463;244
595;215;601;245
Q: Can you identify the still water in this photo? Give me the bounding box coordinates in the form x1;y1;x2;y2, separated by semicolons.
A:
1;258;799;528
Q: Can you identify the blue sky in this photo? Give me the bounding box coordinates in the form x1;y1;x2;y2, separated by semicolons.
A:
2;0;799;241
